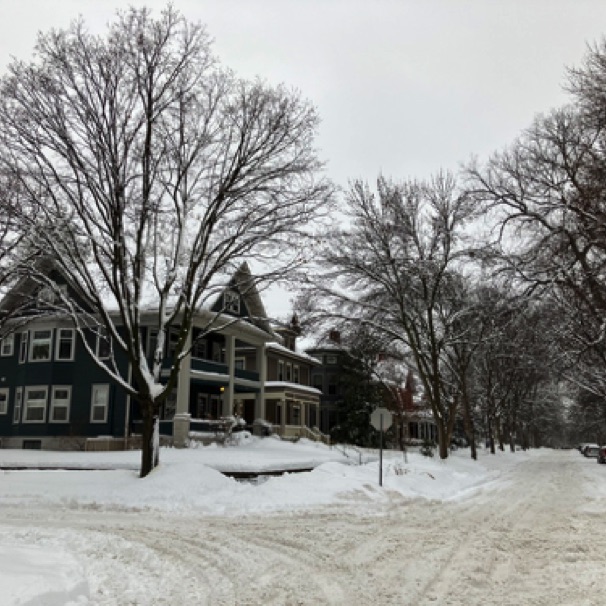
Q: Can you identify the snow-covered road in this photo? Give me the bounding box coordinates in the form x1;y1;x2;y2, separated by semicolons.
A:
2;449;605;605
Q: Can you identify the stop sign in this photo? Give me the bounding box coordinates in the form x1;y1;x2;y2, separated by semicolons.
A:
370;407;393;432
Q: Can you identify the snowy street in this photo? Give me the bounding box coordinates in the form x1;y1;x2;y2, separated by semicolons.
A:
1;447;605;605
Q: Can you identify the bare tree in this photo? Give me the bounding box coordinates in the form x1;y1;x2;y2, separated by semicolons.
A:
302;173;477;459
0;7;331;477
466;41;606;417
0;175;38;333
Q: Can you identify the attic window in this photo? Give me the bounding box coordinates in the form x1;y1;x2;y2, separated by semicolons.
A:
37;284;67;307
37;286;55;307
223;290;240;314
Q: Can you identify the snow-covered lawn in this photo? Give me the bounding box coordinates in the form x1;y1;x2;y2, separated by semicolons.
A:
0;436;524;514
1;440;602;605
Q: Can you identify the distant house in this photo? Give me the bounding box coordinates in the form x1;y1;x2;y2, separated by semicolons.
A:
305;330;346;434
306;330;437;444
0;262;323;449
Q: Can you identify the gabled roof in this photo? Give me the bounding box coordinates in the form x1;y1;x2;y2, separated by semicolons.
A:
209;262;272;335
0;256;274;337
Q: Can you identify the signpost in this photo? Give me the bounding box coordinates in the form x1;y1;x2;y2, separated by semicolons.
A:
370;407;393;486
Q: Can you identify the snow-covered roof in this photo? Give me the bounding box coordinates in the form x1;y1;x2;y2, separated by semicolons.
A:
266;342;322;365
264;381;322;395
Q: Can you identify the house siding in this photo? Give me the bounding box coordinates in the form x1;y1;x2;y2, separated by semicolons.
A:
0;325;130;447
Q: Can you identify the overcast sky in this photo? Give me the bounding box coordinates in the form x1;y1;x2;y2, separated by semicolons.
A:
2;1;606;318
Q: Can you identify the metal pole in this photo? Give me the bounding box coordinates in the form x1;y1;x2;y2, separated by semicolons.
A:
379;413;383;487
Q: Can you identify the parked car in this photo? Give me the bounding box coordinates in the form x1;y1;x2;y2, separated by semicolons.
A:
582;443;600;457
597;446;606;464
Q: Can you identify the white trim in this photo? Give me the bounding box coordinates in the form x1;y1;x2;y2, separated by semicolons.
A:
55;328;75;361
223;290;240;314
29;329;53;362
13;387;22;423
0;387;8;414
50;385;71;423
90;384;109;423
18;332;28;364
1;333;14;357
95;328;111;360
23;386;48;423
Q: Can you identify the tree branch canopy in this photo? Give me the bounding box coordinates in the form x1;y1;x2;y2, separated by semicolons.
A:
0;5;332;477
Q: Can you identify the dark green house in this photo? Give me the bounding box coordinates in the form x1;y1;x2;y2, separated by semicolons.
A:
0;261;278;450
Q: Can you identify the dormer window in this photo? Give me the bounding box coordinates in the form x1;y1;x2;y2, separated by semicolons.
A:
37;284;67;308
223;290;240;314
37;286;55;307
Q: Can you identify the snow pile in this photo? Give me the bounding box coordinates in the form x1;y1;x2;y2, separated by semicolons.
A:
0;438;531;514
0;439;535;605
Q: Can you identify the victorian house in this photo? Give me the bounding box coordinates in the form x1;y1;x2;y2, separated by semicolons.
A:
0;261;322;450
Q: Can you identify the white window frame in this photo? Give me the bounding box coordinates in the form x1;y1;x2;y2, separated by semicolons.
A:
223;290;240;314
90;384;109;423
19;332;28;364
23;386;48;423
37;285;55;308
13;387;22;423
95;327;111;360
147;328;159;359
1;333;14;357
50;385;71;423
55;328;75;361
29;329;53;362
0;387;9;414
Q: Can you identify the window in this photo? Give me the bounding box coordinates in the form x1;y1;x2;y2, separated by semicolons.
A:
278;360;284;381
96;327;111;360
0;388;8;414
30;329;52;361
167;330;180;360
223;290;240;314
37;284;67;308
37;285;55;307
328;375;338;395
286;363;292;382
326;355;338;365
293;365;300;384
13;387;22;423
1;333;14;357
90;384;109;423
55;329;75;361
50;386;71;422
147;328;159;360
24;386;48;422
191;337;207;359
19;332;28;364
235;357;245;370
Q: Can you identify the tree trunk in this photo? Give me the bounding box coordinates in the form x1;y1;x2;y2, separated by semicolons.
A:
461;388;477;460
140;400;159;478
487;414;496;455
437;420;449;459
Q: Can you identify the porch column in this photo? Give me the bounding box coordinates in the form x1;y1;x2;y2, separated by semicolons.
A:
175;329;192;415
222;334;235;417
255;343;267;420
